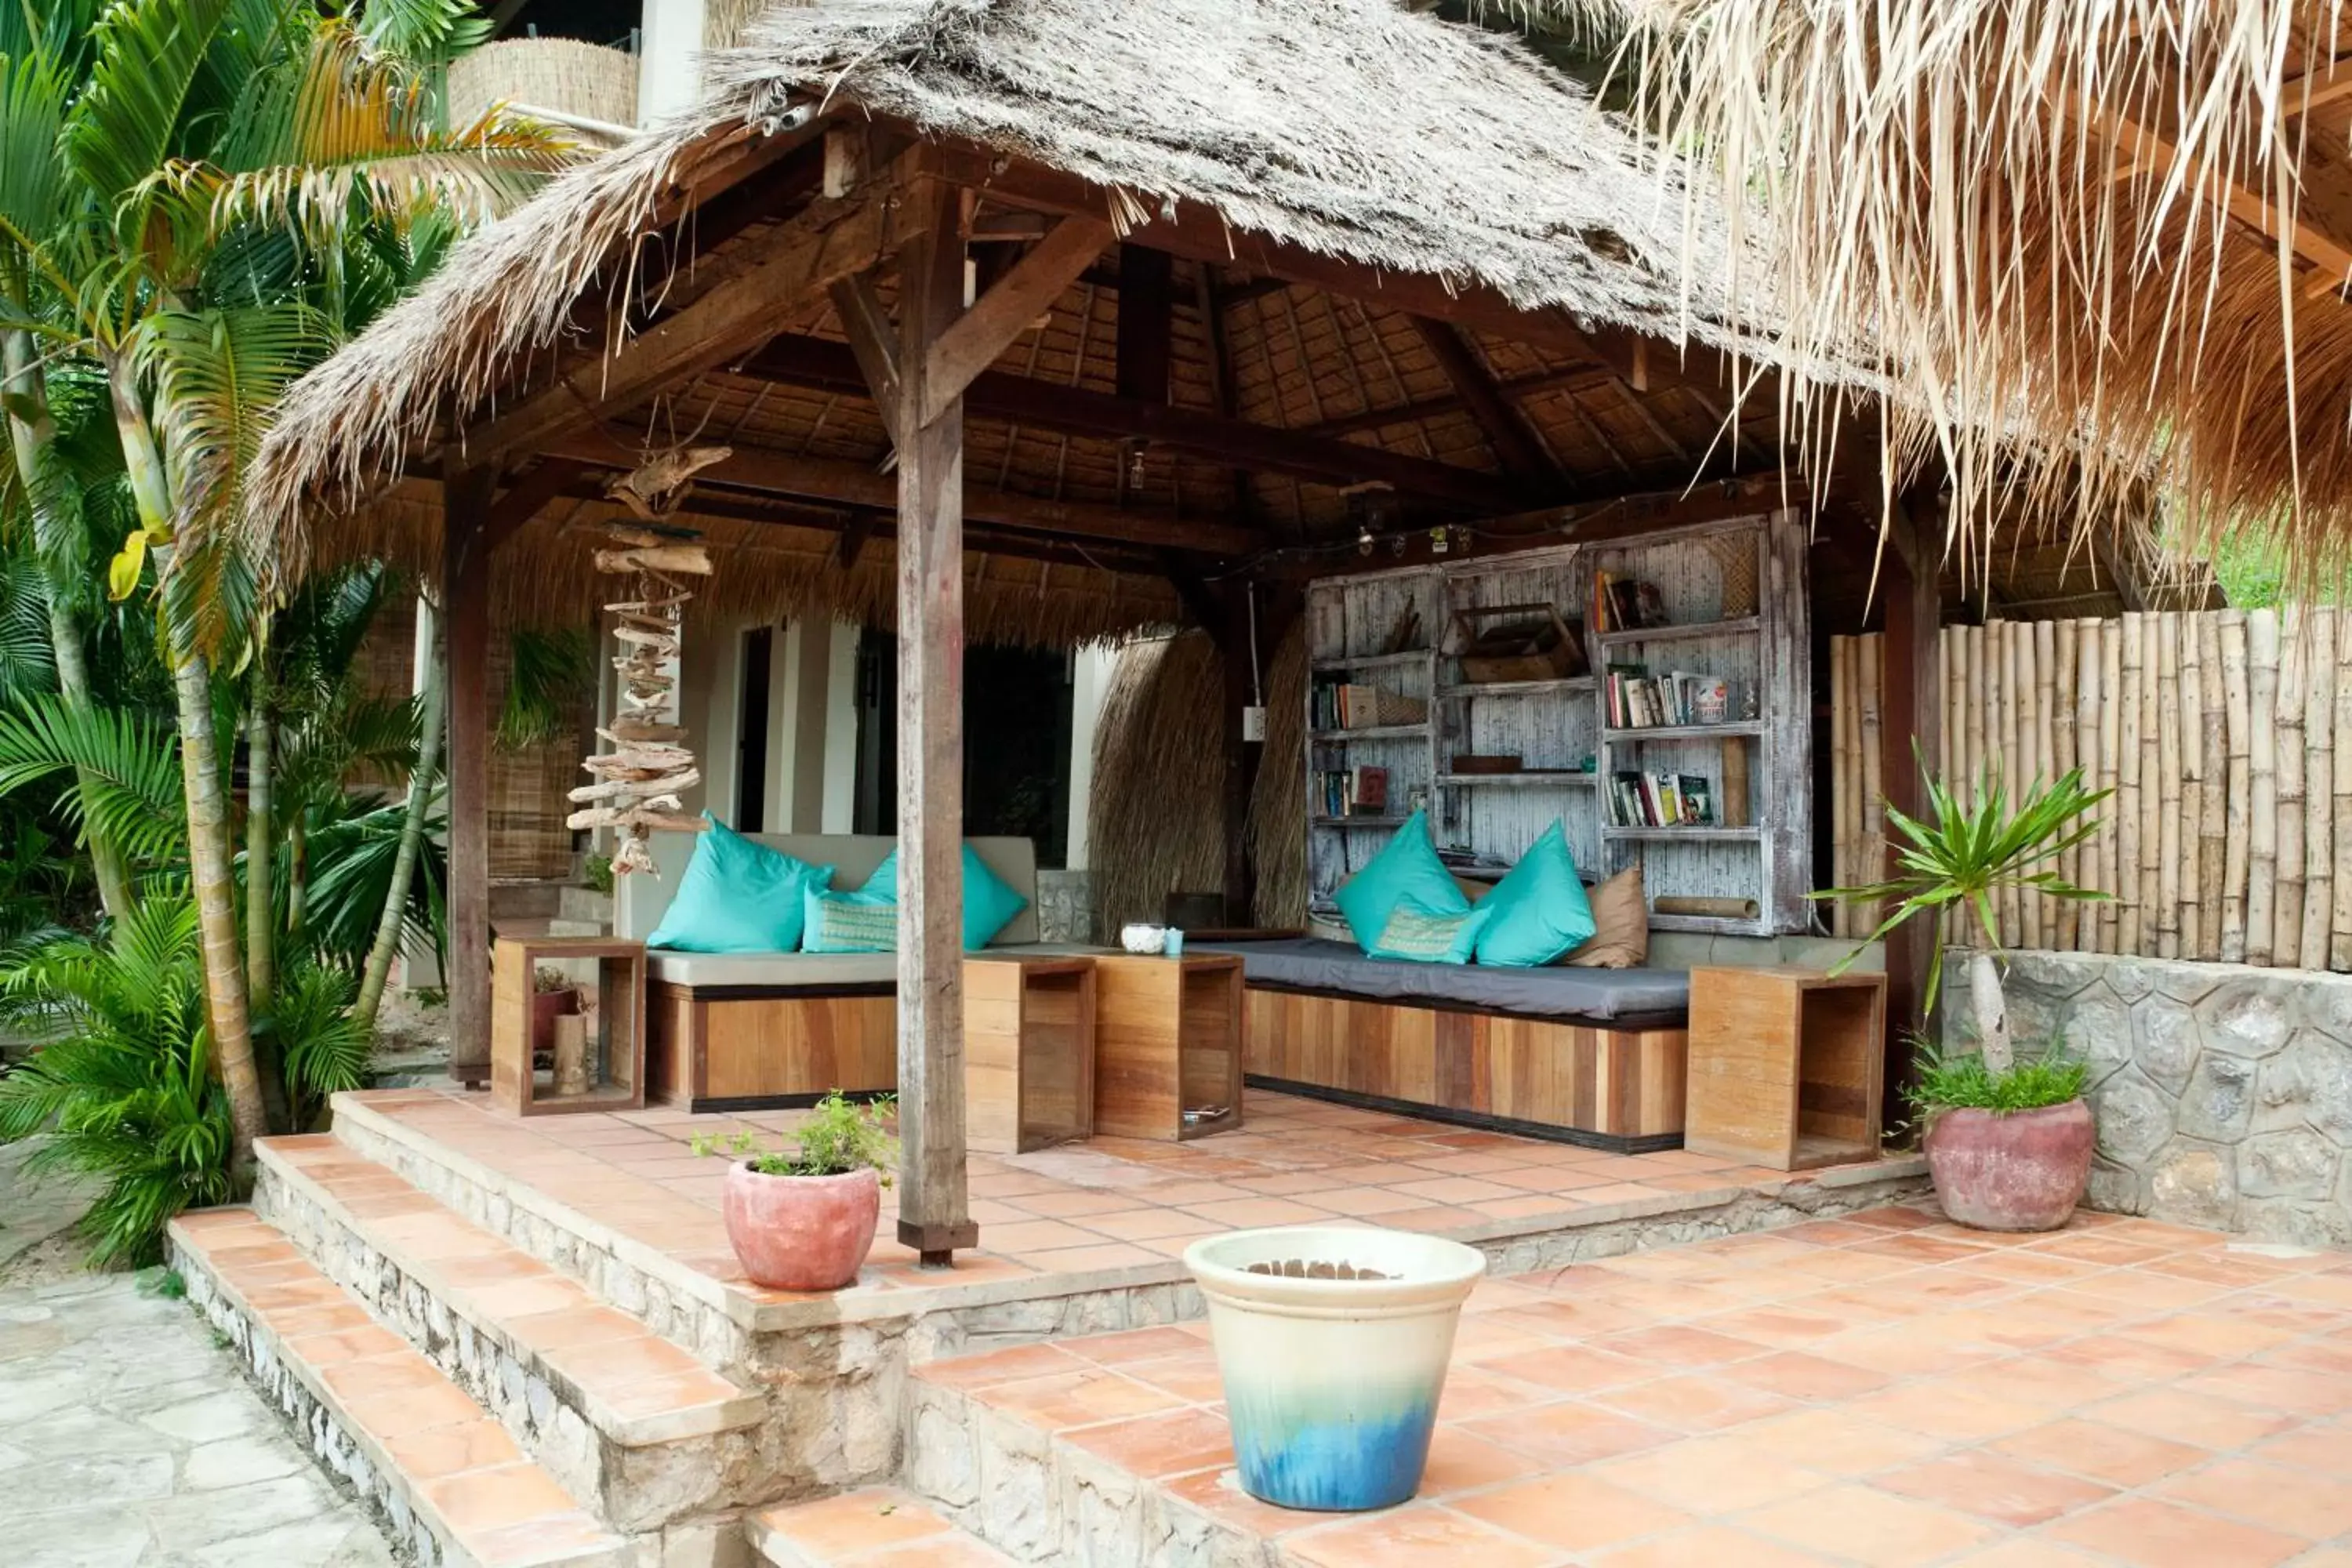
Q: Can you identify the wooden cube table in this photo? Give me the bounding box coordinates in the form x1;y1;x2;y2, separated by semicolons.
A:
491;936;647;1116
1686;966;1885;1170
1091;951;1245;1141
964;954;1097;1154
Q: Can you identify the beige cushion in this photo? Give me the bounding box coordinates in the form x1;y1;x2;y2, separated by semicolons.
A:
1560;866;1648;968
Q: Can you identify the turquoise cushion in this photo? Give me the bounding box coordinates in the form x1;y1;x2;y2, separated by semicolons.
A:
647;815;833;953
1473;821;1597;967
802;886;898;953
1368;897;1493;964
862;845;1030;950
1333;810;1467;949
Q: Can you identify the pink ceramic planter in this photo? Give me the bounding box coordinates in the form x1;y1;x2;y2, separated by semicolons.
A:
1922;1099;2095;1232
720;1163;880;1290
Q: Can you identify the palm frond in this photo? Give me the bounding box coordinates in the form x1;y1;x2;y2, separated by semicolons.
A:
0;691;187;863
0;48;69;252
65;0;238;215
138;299;328;536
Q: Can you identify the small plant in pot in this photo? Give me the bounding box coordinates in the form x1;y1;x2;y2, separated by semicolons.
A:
1820;754;2108;1232
531;965;579;1061
692;1093;896;1291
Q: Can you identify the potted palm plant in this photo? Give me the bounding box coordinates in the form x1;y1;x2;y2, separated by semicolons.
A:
1820;756;2108;1231
691;1093;896;1290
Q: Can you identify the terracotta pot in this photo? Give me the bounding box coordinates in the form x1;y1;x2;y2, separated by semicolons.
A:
720;1163;879;1290
1922;1098;2095;1232
530;988;578;1056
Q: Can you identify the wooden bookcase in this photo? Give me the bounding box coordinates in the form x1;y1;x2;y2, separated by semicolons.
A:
1303;514;1812;937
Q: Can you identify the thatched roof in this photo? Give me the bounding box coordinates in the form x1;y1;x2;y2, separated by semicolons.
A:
252;0;1798;617
1547;0;2352;586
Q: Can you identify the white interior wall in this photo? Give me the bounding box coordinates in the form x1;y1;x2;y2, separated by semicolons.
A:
821;622;860;833
1064;644;1118;869
636;0;706;122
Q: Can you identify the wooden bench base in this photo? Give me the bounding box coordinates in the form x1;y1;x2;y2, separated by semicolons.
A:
646;982;898;1112
1243;986;1689;1153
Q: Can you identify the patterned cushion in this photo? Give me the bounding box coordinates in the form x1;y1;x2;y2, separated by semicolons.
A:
1367;897;1493;964
802;887;898;953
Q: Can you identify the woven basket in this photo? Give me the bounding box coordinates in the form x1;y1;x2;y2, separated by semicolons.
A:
1709;536;1759;619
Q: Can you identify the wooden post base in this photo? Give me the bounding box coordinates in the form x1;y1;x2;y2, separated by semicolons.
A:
898;1217;980;1267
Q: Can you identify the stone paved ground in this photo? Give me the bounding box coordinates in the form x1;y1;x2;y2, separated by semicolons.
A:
0;1143;397;1568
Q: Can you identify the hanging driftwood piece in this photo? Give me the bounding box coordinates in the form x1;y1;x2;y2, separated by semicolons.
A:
567;452;718;874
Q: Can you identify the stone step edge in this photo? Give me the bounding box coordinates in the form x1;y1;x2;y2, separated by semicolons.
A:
746;1486;1018;1567
167;1208;632;1568
256;1137;766;1450
898;1369;1266;1565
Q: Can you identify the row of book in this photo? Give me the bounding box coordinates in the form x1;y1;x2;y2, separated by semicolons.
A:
1605;666;1738;728
1316;764;1390;818
1309;680;1425;731
1608;769;1718;828
1590;572;1669;633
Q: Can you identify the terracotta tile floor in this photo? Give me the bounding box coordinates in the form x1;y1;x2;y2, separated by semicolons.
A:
916;1206;2352;1566
347;1086;1878;1306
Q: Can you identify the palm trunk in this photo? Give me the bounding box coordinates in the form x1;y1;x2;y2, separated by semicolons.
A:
108;354;266;1175
355;599;443;1034
1969;950;2013;1074
244;684;275;1011
286;815;307;940
3;331;133;919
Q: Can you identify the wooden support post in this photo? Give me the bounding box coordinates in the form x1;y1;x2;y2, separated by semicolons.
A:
442;461;497;1087
893;169;978;1267
1878;510;1937;1129
1220;590;1258;923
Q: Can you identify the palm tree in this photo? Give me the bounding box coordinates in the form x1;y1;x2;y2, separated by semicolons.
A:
0;0;563;1172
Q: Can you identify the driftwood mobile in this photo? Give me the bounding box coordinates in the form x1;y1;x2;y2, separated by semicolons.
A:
244;0;2154;1265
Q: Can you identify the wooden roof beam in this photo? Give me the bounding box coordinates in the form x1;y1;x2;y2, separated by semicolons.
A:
1410;318;1563;484
540;426;1265;557
742;332;1540;510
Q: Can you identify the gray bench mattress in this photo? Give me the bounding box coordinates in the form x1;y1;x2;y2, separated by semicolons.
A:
1195;938;1688;1024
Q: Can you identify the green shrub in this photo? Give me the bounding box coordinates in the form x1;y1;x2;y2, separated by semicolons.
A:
693;1091;898;1181
1907;1040;2088;1116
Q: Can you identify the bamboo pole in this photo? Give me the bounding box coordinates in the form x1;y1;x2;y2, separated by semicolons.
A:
2100;619;2124;954
2118;613;2144;955
2053;618;2080;949
2198;614;2228;962
1944;627;1965;949
2155;614;2183;960
2275;606;2307;967
2222;612;2252;963
2014;621;2042;948
2074;619;2104;951
2303;608;2336;971
1859;633;1884;940
2176;614;2204;961
2032;618;2056;944
2335;613;2352;970
2138;613;2162;957
2001;621;2024;946
2247;608;2279;966
1831;635;1853;935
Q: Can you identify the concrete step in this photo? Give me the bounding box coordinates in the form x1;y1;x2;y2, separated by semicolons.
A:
252;1134;773;1541
557;885;614;927
168;1207;630;1568
747;1487;1016;1566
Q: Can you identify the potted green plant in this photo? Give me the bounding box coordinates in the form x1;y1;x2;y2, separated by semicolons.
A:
531;965;578;1060
691;1093;897;1290
1820;756;2108;1232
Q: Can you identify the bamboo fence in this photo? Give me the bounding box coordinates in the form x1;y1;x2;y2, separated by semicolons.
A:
1833;610;2352;971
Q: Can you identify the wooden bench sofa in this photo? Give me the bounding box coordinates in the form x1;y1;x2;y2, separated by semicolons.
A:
615;829;1051;1112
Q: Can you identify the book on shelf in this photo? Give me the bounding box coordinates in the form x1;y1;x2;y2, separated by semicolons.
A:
1609;769;1719;828
1310;678;1422;731
1315;764;1392;818
1591;572;1672;633
1606;666;1743;729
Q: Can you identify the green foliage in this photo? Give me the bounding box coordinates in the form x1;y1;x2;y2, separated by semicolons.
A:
296;794;446;967
1908;1039;2089;1116
583;852;613;897
1813;746;2111;1008
136;1265;187;1298
496;625;593;751
692;1093;899;1183
0;691;187;866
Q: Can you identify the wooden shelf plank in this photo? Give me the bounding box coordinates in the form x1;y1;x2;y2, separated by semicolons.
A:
1602;825;1765;842
1308;724;1430;742
1436;771;1595;787
1311;651;1432;673
1596;616;1761;648
1310;815;1410;829
1436;676;1595;699
1602;721;1764;742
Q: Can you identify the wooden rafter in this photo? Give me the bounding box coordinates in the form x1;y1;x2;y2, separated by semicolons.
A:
1410;318;1563;483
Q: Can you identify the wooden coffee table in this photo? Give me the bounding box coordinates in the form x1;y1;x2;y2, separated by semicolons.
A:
1090;950;1245;1141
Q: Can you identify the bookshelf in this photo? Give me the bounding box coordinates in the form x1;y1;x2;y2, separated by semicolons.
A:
1302;514;1812;937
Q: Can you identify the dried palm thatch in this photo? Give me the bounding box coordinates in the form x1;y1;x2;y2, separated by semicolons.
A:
1536;0;2352;590
1246;624;1308;926
1087;632;1226;932
248;0;1792;562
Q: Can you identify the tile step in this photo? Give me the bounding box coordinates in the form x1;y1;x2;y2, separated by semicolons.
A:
747;1488;1017;1566
168;1207;631;1568
254;1134;771;1534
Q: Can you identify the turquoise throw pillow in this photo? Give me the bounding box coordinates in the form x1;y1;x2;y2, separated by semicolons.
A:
1333;810;1467;949
802;886;898;953
647;815;833;953
860;844;1030;949
1473;821;1597;967
1369;897;1493;964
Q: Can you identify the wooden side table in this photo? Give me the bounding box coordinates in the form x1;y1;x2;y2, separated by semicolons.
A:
1686;966;1885;1170
1091;951;1245;1141
964;954;1097;1154
491;936;647;1116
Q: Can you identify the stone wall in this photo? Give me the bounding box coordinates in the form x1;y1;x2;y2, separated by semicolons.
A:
1033;869;1093;944
1947;949;2352;1247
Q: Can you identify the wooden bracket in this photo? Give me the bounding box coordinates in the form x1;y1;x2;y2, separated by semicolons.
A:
922;216;1112;426
828;274;903;448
